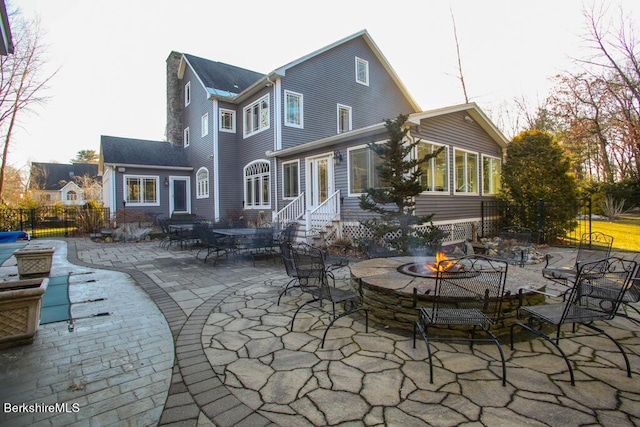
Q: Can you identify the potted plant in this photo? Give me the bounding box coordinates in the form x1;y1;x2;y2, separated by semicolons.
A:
0;278;49;348
13;246;55;278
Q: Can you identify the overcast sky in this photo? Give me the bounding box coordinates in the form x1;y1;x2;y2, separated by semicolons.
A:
10;0;639;171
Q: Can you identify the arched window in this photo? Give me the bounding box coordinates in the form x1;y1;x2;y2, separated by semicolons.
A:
66;190;77;201
196;167;209;198
244;160;270;209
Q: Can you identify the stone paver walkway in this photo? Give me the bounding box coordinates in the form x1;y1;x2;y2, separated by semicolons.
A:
1;238;639;426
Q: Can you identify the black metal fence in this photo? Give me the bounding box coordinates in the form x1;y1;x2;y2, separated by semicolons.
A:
481;197;592;245
0;206;112;238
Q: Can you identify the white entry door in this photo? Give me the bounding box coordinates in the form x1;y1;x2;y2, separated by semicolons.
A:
306;155;333;210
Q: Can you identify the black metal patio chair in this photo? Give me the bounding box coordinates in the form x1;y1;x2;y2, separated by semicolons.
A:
511;256;638;386
542;231;613;287
305;228;349;274
413;255;509;386
195;226;235;265
276;238;307;306
289;244;368;348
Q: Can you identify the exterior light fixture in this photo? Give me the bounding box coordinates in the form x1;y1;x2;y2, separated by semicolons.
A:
333;150;343;165
164;177;169;186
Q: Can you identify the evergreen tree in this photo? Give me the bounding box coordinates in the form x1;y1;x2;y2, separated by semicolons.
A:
359;114;446;254
502;130;580;238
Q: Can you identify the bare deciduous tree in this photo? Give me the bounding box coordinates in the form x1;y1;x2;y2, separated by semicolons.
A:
0;7;56;203
547;5;640;182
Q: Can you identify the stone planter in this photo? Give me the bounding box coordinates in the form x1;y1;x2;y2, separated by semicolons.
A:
13;246;55;278
0;278;49;348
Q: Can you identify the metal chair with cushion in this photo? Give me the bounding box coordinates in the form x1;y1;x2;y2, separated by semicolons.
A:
511;256;638;385
413;255;509;385
290;244;368;348
542;231;613;287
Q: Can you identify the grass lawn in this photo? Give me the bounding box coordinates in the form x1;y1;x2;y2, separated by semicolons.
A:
581;213;640;252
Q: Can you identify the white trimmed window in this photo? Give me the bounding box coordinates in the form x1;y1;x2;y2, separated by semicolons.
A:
124;175;159;206
284;90;303;128
243;94;270;137
482;155;502;195
244;161;270;209
184;127;190;147
337;104;352;134
348;144;386;195
418;142;449;192
196;167;209;199
220;109;236;133
454;149;478;194
282;160;300;199
185;81;191;106
201;113;209;137
355;57;369;86
66;190;77;201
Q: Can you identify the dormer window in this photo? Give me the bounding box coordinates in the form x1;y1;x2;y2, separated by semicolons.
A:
355;57;369;86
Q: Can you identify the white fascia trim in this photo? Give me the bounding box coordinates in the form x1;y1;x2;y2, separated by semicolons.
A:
266;121;385;158
179;55;209;96
275;77;282;151
104;163;193;171
212;99;221;221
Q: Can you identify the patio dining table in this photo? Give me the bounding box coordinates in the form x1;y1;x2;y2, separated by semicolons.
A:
211;228;278;265
211;228;261;237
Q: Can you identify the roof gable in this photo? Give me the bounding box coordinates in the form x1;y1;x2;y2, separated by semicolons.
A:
272;30;420;111
408;103;510;148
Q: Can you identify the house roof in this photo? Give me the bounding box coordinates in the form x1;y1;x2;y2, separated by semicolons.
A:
100;136;192;170
30;162;99;191
180;54;265;98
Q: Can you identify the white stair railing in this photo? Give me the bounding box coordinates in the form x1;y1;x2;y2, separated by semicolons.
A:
306;190;341;231
274;192;305;227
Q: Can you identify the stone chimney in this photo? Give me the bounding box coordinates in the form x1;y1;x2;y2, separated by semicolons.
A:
166;51;184;147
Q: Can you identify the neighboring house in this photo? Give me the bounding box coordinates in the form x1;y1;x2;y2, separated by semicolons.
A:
100;29;509;243
30;162;102;206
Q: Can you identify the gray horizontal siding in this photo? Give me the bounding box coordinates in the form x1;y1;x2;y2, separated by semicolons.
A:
280;37;417;149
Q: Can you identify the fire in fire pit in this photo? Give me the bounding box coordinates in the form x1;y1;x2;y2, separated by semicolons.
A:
397;252;463;278
427;252;456;272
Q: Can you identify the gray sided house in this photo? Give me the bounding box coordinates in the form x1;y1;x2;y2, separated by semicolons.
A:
100;136;192;217
30;162;101;206
99;29;508;244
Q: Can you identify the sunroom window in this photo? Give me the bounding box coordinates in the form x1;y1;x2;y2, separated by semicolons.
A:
454;149;478;194
483;155;502;195
418;142;449;192
348;145;385;195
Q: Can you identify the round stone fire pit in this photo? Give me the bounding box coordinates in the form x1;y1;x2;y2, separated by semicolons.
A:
350;256;548;337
